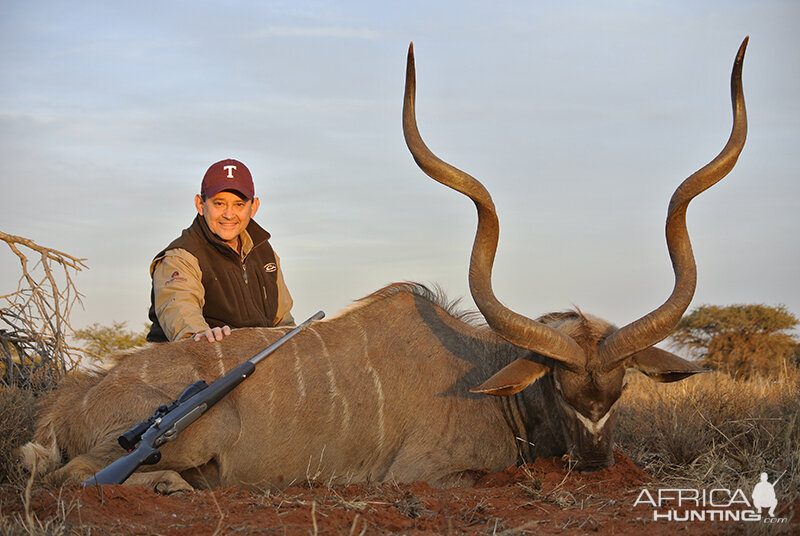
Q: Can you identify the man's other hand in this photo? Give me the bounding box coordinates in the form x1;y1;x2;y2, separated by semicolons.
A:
194;326;232;342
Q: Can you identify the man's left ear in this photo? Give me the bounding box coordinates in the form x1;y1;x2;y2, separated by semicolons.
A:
250;197;260;217
628;346;708;383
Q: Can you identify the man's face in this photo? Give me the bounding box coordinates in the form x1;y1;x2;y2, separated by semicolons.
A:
195;191;260;249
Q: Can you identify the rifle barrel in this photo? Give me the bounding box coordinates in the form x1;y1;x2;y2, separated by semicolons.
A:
250;310;325;365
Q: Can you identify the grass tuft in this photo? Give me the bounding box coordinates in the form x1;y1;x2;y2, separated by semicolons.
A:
616;370;799;503
0;386;37;484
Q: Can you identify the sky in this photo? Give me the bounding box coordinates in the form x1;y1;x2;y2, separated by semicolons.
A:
1;0;798;341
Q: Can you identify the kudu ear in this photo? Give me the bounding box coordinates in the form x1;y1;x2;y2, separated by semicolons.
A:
628;347;708;383
470;358;550;396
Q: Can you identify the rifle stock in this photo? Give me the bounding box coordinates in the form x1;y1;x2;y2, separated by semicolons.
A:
82;311;324;487
82;437;162;486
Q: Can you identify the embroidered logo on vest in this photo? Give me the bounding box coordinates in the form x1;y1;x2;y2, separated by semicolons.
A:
264;263;277;273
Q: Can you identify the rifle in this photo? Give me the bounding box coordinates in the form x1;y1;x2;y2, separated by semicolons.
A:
81;310;325;487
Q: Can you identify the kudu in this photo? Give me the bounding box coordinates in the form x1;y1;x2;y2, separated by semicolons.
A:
20;39;748;492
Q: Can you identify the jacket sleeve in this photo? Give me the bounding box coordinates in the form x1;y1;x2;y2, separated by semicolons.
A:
273;251;295;327
150;249;210;341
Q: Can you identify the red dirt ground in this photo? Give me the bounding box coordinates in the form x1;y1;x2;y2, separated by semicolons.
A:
4;451;797;535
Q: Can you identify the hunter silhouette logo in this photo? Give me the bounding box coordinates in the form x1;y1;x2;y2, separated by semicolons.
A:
752;471;783;518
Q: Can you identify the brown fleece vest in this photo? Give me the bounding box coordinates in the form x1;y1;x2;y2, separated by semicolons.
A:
147;215;279;342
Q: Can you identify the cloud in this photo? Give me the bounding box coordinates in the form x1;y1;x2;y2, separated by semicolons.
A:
255;25;379;40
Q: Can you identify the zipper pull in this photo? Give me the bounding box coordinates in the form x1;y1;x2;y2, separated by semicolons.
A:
242;264;248;284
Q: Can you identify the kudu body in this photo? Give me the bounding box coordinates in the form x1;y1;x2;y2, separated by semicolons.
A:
20;39;748;492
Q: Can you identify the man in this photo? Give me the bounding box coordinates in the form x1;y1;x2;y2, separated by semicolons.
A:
147;159;294;343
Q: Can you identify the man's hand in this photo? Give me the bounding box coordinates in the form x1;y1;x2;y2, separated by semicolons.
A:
194;326;232;342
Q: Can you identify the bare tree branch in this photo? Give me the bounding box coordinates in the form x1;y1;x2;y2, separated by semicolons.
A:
1;231;88;389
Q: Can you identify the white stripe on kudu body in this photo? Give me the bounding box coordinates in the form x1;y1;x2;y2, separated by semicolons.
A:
349;314;388;453
309;327;352;429
214;343;226;375
291;339;306;400
366;362;387;454
139;359;150;385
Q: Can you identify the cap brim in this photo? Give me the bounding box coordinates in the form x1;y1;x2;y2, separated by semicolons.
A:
202;185;254;199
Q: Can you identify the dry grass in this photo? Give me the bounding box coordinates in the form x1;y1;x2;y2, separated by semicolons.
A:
0;386;37;484
0;464;76;536
616;369;799;502
0;387;75;534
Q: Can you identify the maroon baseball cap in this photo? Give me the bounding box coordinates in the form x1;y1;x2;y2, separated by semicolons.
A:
201;159;255;199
